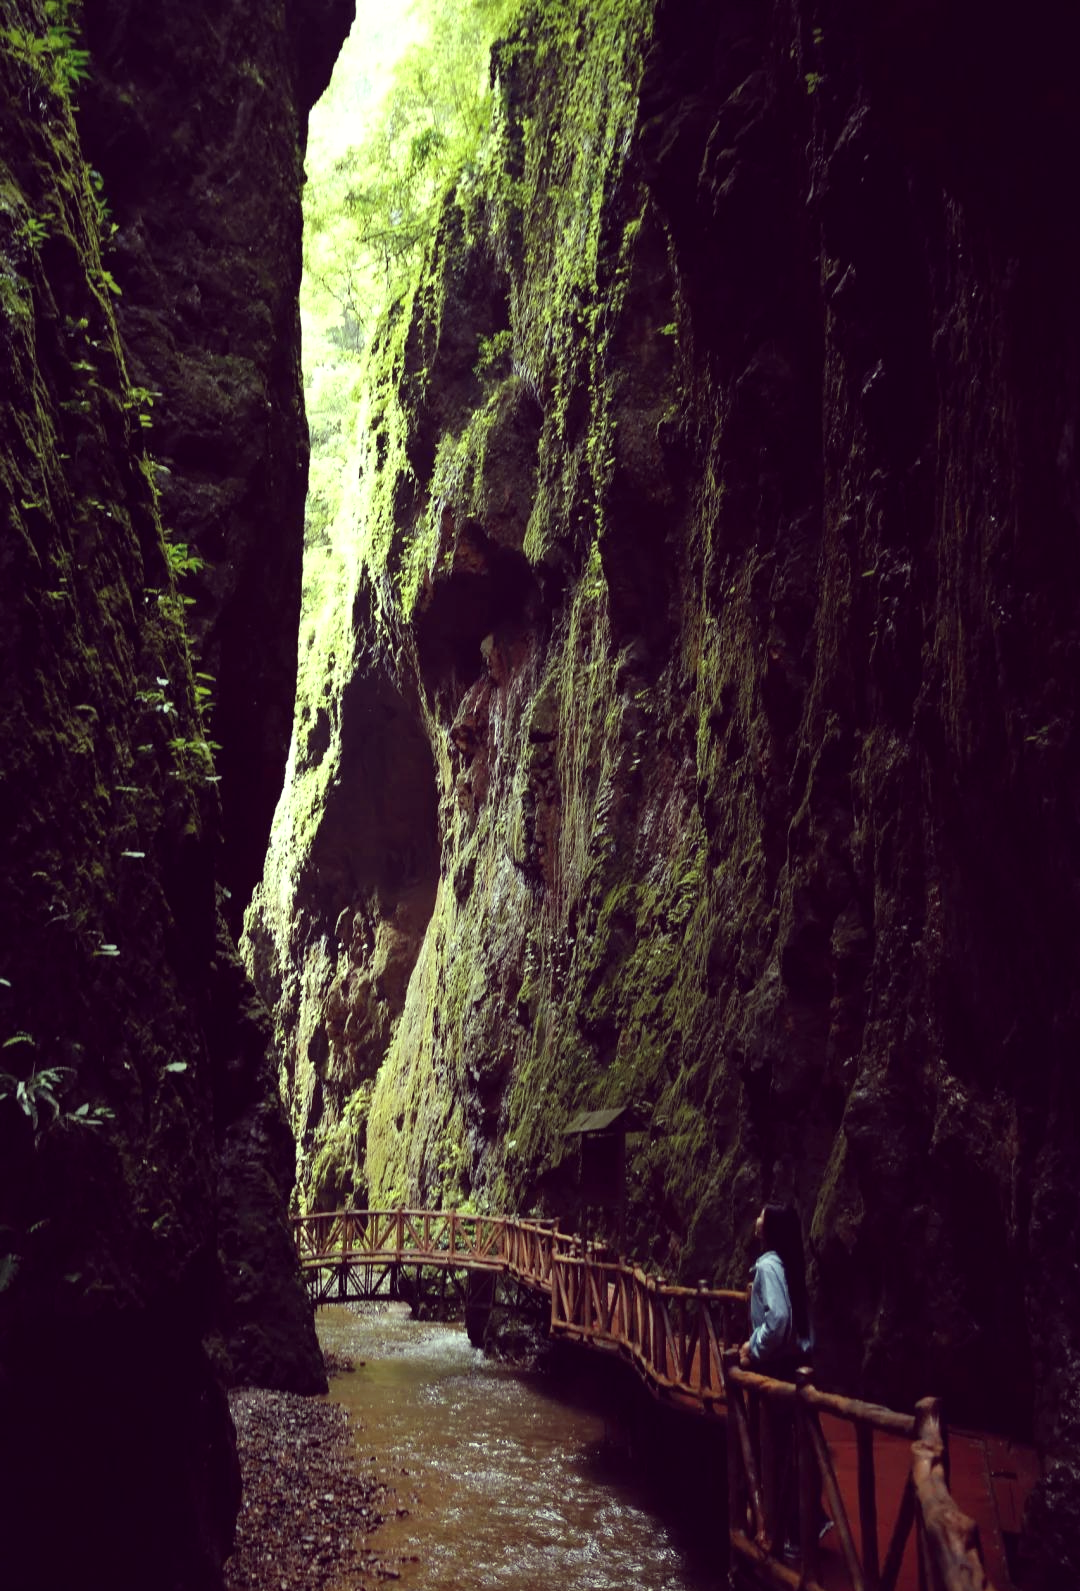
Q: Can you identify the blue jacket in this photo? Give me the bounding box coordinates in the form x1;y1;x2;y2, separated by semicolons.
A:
747;1249;810;1366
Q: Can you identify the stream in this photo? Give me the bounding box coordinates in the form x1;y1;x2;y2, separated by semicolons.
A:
317;1304;721;1591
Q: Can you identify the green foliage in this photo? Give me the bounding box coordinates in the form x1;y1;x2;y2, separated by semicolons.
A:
301;0;517;561
124;385;158;429
193;670;216;716
167;735;221;783
18;212;49;251
474;327;511;378
88;168;118;247
0;1064;68;1131
67;1101;114;1126
305;0;512;350
163;539;205;578
1;0;91;98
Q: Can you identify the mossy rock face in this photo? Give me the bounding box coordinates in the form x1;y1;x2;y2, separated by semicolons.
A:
0;1;350;1584
255;1;1080;1566
78;0;354;928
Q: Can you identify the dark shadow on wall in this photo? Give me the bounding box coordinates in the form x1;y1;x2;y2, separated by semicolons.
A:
309;666;441;927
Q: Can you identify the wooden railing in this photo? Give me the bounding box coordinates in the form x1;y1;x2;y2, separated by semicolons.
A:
294;1209;745;1408
549;1252;747;1407
294;1207;558;1274
721;1354;997;1591
296;1212;1002;1591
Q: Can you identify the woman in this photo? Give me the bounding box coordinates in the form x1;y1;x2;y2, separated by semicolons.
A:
738;1202;830;1555
739;1202;811;1374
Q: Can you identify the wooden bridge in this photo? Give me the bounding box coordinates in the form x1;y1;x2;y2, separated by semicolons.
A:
294;1209;1036;1591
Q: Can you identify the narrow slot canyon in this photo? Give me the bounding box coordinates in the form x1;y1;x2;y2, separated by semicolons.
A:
1;1;1079;1588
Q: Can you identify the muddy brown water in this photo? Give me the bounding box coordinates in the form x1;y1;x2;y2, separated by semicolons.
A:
317;1304;721;1590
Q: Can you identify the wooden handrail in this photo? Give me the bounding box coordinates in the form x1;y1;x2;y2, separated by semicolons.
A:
721;1358;998;1591
912;1399;992;1591
295;1208;1004;1591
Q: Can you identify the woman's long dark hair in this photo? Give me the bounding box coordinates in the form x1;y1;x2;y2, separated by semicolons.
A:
759;1202;810;1345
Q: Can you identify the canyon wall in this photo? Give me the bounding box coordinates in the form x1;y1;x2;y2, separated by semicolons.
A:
81;0;354;928
246;0;1080;1577
0;0;349;1584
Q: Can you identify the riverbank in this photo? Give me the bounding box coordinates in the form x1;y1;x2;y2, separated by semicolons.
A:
224;1376;399;1591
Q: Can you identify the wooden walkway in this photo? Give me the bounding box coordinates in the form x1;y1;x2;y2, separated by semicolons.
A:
294;1209;1037;1591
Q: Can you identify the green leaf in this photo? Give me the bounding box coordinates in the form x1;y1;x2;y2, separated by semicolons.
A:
16;1080;37;1127
164;1061;188;1073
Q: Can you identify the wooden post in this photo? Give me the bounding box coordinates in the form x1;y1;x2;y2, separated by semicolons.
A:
697;1281;710;1392
915;1394;939;1591
916;1393;947;1591
916;1510;930;1591
654;1277;665;1377
724;1353;746;1543
857;1418;881;1590
759;1385;778;1554
723;1351;767;1544
795;1367;822;1583
915;1395;949;1485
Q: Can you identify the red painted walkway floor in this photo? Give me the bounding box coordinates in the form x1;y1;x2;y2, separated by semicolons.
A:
812;1417;1038;1589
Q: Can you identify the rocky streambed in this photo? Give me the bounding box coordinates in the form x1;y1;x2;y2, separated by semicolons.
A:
224;1380;397;1591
